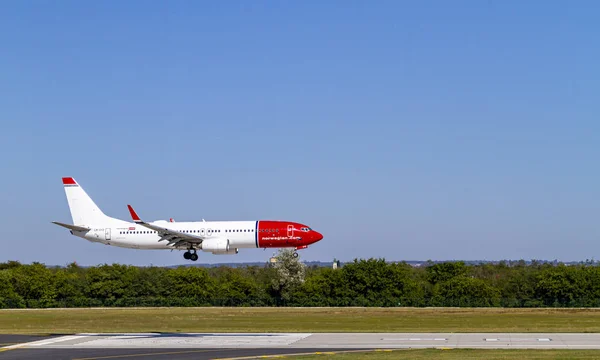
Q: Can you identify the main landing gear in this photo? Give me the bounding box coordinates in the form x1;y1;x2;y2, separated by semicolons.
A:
183;250;198;261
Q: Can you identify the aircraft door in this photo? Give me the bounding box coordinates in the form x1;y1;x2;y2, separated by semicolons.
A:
105;228;111;241
287;225;294;238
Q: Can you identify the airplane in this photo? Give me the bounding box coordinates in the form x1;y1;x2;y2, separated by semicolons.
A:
52;177;324;261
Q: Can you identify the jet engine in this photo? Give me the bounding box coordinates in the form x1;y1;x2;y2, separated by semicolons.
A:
211;249;239;255
201;238;234;253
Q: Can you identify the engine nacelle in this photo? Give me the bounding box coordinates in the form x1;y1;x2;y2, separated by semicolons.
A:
212;249;239;255
201;238;233;253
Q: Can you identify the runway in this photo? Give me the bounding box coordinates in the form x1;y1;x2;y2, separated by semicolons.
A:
2;332;600;359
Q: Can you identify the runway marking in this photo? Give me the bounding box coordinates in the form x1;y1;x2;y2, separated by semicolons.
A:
484;338;553;342
72;349;227;360
0;335;88;352
30;335;87;346
212;349;405;360
382;338;447;341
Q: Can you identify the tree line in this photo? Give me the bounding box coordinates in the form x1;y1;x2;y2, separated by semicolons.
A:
1;251;600;308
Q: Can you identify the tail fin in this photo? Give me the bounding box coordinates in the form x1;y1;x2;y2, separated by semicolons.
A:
62;177;109;226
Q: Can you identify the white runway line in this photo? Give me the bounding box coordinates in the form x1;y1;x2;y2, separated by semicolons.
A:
381;338;447;341
1;335;88;350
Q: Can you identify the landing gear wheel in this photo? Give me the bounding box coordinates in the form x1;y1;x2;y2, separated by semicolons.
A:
183;251;191;260
293;252;299;258
190;253;199;261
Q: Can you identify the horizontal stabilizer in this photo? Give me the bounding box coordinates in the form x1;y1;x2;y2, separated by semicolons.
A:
52;221;90;232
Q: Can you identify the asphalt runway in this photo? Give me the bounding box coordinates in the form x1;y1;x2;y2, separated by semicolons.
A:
2;332;600;359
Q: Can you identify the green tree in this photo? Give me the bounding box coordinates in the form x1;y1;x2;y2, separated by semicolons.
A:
433;276;501;307
168;266;216;305
11;262;57;307
0;270;24;308
213;266;262;306
426;261;467;285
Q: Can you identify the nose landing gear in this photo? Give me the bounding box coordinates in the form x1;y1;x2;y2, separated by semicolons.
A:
183;249;198;261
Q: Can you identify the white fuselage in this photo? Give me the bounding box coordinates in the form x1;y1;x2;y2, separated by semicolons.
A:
77;218;258;251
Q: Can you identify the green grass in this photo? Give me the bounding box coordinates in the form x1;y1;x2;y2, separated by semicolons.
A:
292;349;600;360
2;307;600;334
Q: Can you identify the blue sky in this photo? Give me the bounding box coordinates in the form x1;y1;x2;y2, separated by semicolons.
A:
1;1;599;266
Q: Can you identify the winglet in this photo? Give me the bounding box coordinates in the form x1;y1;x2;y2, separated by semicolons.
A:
127;204;142;223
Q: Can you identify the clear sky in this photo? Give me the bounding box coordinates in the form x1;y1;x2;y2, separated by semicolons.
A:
1;1;599;266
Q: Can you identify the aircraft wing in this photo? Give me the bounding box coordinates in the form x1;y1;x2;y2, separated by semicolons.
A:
127;205;205;247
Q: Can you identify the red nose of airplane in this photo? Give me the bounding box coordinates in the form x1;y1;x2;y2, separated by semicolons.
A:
313;230;323;242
